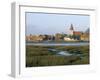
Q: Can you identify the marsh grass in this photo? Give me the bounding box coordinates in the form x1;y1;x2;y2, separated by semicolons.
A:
26;45;89;67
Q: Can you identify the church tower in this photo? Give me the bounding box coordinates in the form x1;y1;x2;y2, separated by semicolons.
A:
69;24;74;35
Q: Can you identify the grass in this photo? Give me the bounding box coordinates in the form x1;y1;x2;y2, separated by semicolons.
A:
26;45;89;67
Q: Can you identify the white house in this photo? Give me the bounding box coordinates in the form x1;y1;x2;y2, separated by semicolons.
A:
64;37;75;41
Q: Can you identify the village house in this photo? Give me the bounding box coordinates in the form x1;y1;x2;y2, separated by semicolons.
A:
26;34;55;42
26;34;44;42
81;33;89;41
64;37;75;41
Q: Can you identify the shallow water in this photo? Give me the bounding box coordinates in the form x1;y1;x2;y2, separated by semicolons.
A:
48;48;72;56
57;51;72;56
26;42;89;46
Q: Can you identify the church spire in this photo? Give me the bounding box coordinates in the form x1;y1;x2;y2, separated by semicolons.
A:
70;24;74;30
69;24;74;35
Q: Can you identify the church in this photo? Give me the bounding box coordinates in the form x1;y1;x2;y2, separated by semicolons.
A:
69;24;83;36
68;24;89;41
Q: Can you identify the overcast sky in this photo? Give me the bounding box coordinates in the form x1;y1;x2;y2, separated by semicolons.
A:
26;12;90;35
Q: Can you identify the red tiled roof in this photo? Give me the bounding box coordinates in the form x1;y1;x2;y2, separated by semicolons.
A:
73;31;82;35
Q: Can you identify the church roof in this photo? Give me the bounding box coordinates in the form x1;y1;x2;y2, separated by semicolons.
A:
73;31;82;35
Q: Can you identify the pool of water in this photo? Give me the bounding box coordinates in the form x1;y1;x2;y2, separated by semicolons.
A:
48;48;72;56
57;51;72;56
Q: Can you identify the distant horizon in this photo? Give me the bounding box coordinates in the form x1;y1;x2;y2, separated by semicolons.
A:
26;12;90;35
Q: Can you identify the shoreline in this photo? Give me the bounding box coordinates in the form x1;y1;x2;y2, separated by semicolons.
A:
26;42;89;46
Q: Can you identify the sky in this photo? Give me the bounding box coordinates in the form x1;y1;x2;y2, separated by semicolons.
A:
26;12;90;35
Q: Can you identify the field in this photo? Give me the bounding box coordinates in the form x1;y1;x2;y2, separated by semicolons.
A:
26;45;89;67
